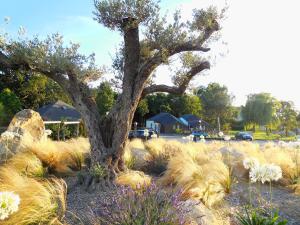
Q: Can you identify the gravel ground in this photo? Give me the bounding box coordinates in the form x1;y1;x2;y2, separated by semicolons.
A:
63;176;300;225
63;177;120;225
225;179;300;225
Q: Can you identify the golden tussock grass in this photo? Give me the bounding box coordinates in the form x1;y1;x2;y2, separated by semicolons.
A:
116;170;152;190
23;137;90;176
7;151;45;177
160;151;229;208
0;166;66;225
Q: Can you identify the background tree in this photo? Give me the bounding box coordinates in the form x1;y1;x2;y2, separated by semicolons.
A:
134;98;149;126
241;93;278;132
277;101;297;136
169;94;202;117
146;93;172;117
0;72;70;109
0;88;22;125
95;81;116;116
0;0;222;181
197;82;234;130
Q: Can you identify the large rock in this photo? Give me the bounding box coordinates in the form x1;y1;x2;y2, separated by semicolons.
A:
7;109;45;141
182;200;228;225
131;148;152;169
0;109;45;162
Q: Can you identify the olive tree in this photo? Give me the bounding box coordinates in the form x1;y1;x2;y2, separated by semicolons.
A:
0;0;222;181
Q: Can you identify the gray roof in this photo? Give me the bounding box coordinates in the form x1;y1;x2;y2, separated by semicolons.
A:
181;114;210;127
147;112;186;126
38;100;81;121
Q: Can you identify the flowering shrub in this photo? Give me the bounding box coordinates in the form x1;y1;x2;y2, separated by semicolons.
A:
243;157;259;170
249;163;282;184
0;192;20;220
93;183;188;225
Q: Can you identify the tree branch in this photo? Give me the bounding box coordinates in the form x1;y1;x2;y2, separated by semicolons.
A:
0;50;70;90
139;26;217;83
142;61;210;96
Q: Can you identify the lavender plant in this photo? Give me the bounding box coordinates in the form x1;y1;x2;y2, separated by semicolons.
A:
92;183;190;225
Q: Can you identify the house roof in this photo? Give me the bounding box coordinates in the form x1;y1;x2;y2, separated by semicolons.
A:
37;100;81;121
147;112;186;126
180;114;210;127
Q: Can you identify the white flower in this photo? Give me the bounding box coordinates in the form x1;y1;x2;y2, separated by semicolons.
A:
243;157;259;170
223;135;231;141
0;192;20;220
44;129;53;136
249;166;261;183
266;164;282;182
249;163;282;184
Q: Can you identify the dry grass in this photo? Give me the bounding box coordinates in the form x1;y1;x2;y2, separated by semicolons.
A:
0;166;66;225
116;170;152;190
23;137;90;176
160;151;229;208
7;152;45;177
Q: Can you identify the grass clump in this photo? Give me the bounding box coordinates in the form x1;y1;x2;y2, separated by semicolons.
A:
116;170;152;190
23;137;90;176
0;167;66;225
160;151;230;208
7;152;46;178
236;207;287;225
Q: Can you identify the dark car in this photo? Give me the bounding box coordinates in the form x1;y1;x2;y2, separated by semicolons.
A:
128;129;157;140
191;131;209;141
235;132;253;141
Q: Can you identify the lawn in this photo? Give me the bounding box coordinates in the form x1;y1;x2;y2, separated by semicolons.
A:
227;130;297;141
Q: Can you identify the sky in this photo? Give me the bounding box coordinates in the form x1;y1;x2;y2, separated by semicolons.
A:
1;0;300;109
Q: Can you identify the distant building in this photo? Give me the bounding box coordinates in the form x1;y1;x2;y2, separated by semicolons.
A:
37;100;81;122
146;112;188;133
180;114;210;131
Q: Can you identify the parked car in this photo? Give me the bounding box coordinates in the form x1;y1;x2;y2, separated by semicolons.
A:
128;129;157;140
191;131;209;141
235;132;253;141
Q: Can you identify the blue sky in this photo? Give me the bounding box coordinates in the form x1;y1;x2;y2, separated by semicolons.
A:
1;0;300;109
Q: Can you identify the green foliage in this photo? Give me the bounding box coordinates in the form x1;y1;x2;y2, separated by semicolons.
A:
0;102;7;125
276;101;297;137
242;93;279;128
90;163;108;179
169;94;202;117
236;208;287;225
0;72;70;110
145;93;202;118
96;81;116;116
197;82;234;127
0;88;21;125
146;93;172;115
94;0;160;31
136;98;149;117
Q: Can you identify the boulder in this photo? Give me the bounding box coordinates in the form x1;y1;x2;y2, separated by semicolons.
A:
182;199;227;225
131;148;152;169
0;109;45;162
7;109;45;141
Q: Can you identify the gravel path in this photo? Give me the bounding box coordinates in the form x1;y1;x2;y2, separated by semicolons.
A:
225;179;300;225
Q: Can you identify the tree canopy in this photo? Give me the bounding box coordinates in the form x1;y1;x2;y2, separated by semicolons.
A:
197;82;234;127
0;0;223;177
241;93;279;129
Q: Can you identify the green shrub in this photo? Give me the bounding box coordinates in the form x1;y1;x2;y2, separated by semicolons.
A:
236;208;287;225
